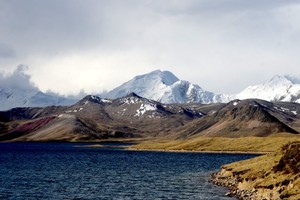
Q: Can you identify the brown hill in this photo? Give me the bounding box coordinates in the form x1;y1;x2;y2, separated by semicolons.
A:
0;93;202;141
0;95;300;142
173;99;299;138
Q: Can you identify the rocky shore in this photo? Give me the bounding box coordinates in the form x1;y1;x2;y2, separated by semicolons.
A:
211;170;258;199
210;142;300;200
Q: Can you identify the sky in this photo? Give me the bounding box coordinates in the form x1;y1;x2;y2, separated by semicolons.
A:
1;0;300;95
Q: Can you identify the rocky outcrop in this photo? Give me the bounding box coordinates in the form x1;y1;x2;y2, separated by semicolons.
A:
211;142;300;200
211;170;258;199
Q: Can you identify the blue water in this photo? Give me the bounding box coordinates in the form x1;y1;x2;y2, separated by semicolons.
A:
0;142;256;199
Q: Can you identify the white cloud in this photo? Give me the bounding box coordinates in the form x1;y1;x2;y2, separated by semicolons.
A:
0;65;38;91
1;0;300;94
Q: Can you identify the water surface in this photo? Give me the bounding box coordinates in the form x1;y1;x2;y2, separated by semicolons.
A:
0;142;256;199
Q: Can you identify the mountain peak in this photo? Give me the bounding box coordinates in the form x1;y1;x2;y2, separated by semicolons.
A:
124;92;142;98
77;95;112;105
236;74;300;103
268;75;292;85
267;74;300;85
134;70;179;86
78;95;102;104
103;70;216;104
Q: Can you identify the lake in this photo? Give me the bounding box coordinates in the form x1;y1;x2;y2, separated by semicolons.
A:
0;142;256;199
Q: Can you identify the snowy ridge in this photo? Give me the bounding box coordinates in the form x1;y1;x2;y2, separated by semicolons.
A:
235;75;300;103
0;88;76;111
102;71;300;104
2;69;300;110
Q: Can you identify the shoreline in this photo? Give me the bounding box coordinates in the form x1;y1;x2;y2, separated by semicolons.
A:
0;141;270;155
73;141;270;154
210;142;300;200
127;147;269;155
210;170;257;200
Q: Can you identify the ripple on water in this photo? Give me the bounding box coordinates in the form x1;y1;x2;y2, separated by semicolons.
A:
0;143;256;199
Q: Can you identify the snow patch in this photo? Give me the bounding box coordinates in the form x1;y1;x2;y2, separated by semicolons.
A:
91;95;98;100
122;97;141;105
260;103;268;108
135;103;156;117
101;99;112;103
65;108;83;113
292;111;297;115
274;106;290;112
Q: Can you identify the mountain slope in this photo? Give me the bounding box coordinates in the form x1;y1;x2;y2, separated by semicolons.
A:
0;94;203;141
1;94;300;142
103;70;218;104
173;99;299;138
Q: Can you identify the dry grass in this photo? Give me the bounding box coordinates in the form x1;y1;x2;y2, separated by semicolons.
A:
220;142;300;199
132;133;300;153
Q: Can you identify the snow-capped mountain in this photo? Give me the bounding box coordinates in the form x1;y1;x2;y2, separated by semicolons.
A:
103;70;218;104
235;75;300;103
0;87;77;111
103;71;300;104
2;68;300;110
0;65;79;111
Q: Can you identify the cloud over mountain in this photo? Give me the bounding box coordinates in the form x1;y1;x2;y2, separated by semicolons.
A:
0;66;77;111
0;65;38;92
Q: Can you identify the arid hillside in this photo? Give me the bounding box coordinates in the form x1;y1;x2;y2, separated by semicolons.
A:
212;142;300;199
1;94;300;142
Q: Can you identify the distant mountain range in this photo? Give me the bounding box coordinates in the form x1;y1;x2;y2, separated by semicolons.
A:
235;75;300;102
1;69;300;110
102;70;300;104
0;93;299;141
0;87;77;111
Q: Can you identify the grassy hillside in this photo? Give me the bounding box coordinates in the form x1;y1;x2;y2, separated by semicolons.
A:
212;142;300;199
131;134;300;153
